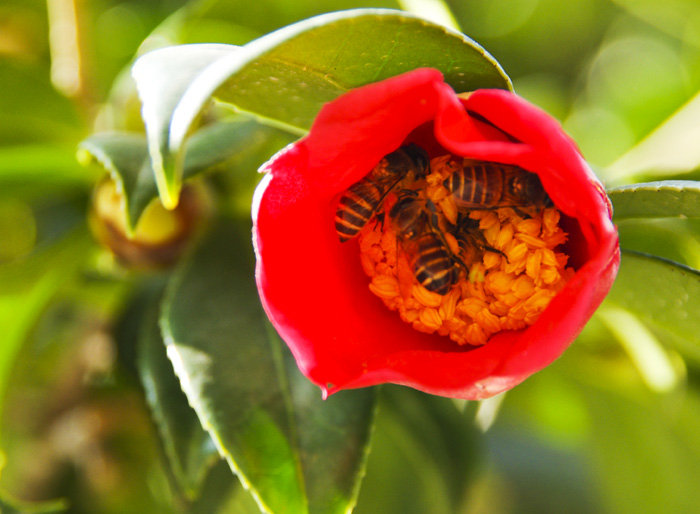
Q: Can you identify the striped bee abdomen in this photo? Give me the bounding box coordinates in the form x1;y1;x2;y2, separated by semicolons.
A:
444;162;507;207
334;182;382;242
444;161;551;209
413;234;457;295
335;144;431;243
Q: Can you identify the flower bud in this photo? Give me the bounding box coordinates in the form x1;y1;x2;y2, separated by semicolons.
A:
90;177;209;270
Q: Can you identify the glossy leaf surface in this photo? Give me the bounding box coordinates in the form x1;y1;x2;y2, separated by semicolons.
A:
605;250;700;362
212;9;510;131
132;44;238;208
608;180;700;219
137;296;219;500
132;9;510;207
160;220;376;514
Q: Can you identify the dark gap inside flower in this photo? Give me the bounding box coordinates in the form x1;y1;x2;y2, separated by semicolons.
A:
464;108;522;144
557;213;588;270
334;143;575;348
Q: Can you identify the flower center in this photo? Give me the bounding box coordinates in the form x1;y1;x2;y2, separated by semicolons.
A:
346;150;574;346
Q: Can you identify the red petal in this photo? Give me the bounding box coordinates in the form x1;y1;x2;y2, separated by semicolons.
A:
303;68;443;196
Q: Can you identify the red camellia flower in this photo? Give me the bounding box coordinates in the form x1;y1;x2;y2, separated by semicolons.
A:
252;68;620;400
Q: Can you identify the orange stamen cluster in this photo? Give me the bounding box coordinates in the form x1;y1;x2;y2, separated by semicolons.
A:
358;155;575;346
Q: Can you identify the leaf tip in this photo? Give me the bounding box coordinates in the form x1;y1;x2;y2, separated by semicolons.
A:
155;171;181;211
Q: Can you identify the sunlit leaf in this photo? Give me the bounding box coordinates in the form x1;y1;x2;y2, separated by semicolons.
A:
611;0;700;47
78;118;275;231
608;180;700;219
212;10;509;128
132;8;511;208
607;91;700;184
605;250;700;364
597;306;681;393
396;0;460;30
160;219;377;514
136;294;220;501
131;44;238;208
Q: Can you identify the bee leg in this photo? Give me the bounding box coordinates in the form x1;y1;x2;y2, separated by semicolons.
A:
394;233;401;265
512;206;530;219
483;244;509;262
424;199;441;228
375;211;386;231
457;218;509;264
471;230;508;262
453;253;469;272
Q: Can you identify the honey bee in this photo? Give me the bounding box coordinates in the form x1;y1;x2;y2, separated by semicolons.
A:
444;160;551;210
389;190;464;295
334;144;430;242
454;214;505;261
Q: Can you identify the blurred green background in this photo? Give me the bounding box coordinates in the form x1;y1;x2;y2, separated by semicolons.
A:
1;0;699;512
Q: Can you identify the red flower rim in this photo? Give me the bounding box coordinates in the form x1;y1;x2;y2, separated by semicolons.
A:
252;68;620;399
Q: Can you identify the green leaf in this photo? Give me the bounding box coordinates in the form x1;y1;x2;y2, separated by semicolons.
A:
0;60;84;146
597;306;681;393
582;386;700;514
397;0;460;30
0;493;67;514
131;44;238;208
0;145;94;198
607;91;700;184
608;180;700;219
160;219;377;514
78;118;276;232
0;230;92;428
605;250;700;364
212;10;510;128
488;354;700;514
132;9;511;208
136;293;220;501
355;387;480;514
187;459;242;514
77;132;150;231
615;218;700;270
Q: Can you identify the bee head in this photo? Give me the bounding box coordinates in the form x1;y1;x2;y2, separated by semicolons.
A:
510;171;552;207
390;192;425;239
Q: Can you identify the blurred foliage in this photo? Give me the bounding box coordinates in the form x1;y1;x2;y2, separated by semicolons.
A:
1;0;699;513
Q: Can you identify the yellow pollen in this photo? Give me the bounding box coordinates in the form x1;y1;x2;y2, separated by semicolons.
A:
413;284;443;308
356;154;574;346
419;308;443;330
369;275;400;299
439;196;459;225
